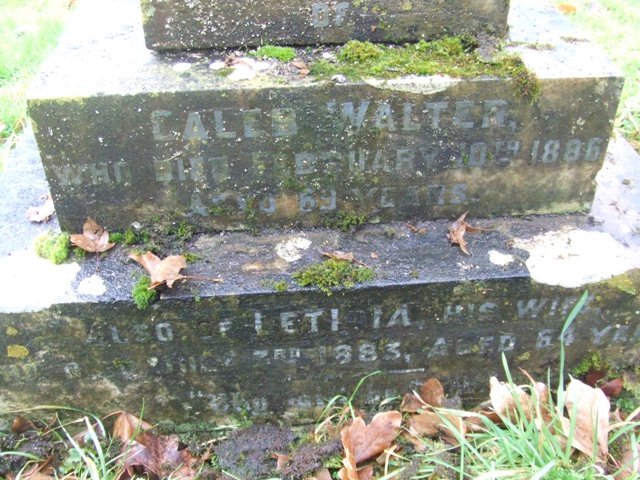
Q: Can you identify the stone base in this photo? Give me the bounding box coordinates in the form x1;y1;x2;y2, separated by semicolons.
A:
139;0;510;50
28;0;623;233
1;129;639;422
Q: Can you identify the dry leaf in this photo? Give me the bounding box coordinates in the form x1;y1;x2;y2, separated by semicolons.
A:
321;250;355;262
313;468;334;480
617;441;640;479
341;411;402;465
490;376;533;420
124;432;197;480
273;453;291;472
564;378;610;462
112;411;153;444
408;411;440;437
557;3;577;14
11;415;36;434
291;60;308;70
70;217;115;253
406;223;427;235
400;392;426;413
420;378;445;408
370;252;379;259
409;411;465;445
26;194;55;223
447;211;483;255
129;251;187;289
600;378;624;398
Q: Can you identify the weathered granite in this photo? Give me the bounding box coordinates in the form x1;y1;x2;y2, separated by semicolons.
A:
139;0;510;50
1;127;640;420
27;0;623;233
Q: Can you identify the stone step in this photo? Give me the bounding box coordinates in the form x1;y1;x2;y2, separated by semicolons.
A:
1;128;639;421
28;0;623;234
139;0;510;50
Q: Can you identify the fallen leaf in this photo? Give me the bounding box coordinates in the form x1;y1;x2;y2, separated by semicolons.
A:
447;211;483;255
617;441;640;479
370;252;379;259
408;411;440;437
557;3;577;14
26;194;55;223
314;468;333;480
70;217;115;253
291;60;308;69
400;391;426;413
124;432;197;479
273;453;291;471
341;411;402;465
11;415;36;434
585;368;607;387
489;377;533;420
129;251;187;289
322;250;355;262
112;411;154;444
420;378;445;408
600;378;624;398
409;411;466;445
406;223;427;235
564;378;610;462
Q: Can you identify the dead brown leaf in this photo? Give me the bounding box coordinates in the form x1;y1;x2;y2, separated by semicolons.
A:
400;391;426;413
406;223;427;235
322;250;355;262
447;211;483;255
129;251;187;289
408;411;440;437
601;378;624;398
420;378;445;408
409;411;466;446
291;60;308;70
26;194;55;223
273;452;291;472
557;3;577;14
313;468;334;480
112;411;153;444
616;441;640;479
341;411;402;465
11;415;37;434
370;252;379;259
564;378;610;462
124;432;197;480
70;217;115;253
489;376;532;420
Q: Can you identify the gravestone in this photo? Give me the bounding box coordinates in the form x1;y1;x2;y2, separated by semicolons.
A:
140;0;510;50
28;0;622;232
1;0;637;421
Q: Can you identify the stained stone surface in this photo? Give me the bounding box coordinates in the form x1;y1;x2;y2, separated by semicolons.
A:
27;0;623;233
1;127;640;421
139;0;510;50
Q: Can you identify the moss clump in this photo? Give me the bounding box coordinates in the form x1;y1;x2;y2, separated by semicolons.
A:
34;231;70;264
132;276;158;310
183;252;201;264
325;211;368;232
172;222;193;241
109;232;124;243
310;37;541;100
572;352;607;378
293;259;375;296
251;45;296;62
338;40;382;62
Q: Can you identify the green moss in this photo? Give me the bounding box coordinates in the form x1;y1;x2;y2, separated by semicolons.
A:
325;211;368;232
183;252;201;264
293;259;375;296
214;67;234;77
34;231;70;264
338;40;382;62
172;222;193;241
572;352;607;378
109;232;124;243
251;45;296;62
131;276;158;310
603;272;638;296
310;37;541;100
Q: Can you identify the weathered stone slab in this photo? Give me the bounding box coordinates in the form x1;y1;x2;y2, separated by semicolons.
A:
1;128;640;421
28;0;623;233
139;0;510;50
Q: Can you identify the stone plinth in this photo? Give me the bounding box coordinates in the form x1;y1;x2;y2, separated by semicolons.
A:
139;0;510;50
28;0;623;233
2;128;640;421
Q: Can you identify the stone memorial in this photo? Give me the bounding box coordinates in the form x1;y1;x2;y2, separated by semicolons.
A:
0;0;637;421
28;0;622;232
140;0;510;50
